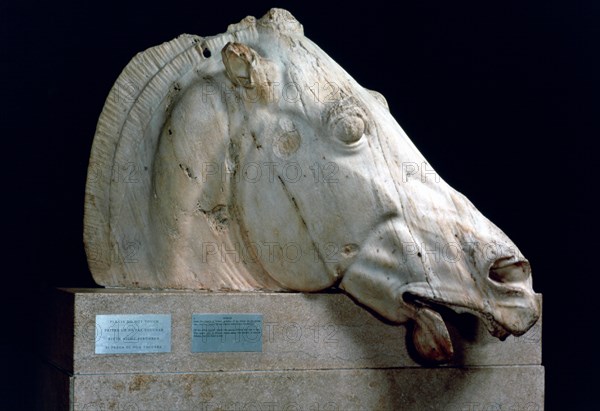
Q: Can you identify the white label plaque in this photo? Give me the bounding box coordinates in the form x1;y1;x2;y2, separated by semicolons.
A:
95;314;171;354
192;313;263;352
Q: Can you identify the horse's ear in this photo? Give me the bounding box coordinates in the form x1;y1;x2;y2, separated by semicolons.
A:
368;89;389;111
257;8;303;35
221;42;262;88
221;42;278;103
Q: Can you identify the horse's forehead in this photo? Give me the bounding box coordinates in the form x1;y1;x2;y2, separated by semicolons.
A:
268;43;367;116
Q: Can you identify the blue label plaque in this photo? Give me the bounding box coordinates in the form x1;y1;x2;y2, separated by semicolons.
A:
191;313;263;352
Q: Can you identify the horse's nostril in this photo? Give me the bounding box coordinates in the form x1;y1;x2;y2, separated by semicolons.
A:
489;260;531;283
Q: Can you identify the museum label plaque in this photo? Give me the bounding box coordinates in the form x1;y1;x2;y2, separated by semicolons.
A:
95;314;171;354
192;314;263;352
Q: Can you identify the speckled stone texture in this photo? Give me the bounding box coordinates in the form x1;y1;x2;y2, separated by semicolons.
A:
41;364;544;411
39;289;544;410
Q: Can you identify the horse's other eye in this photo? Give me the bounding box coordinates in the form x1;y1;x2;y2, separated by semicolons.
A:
332;115;365;144
325;96;370;145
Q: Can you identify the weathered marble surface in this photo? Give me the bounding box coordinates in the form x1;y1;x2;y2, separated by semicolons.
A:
84;8;540;362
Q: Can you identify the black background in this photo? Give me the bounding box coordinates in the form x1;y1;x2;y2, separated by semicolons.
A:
2;0;596;409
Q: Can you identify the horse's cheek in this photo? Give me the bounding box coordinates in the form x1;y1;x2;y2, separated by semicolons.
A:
235;151;334;291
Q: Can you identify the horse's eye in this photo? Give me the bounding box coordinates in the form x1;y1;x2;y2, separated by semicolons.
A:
332;115;365;144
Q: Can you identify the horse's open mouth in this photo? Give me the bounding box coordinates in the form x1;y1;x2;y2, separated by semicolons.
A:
402;291;512;363
405;292;513;338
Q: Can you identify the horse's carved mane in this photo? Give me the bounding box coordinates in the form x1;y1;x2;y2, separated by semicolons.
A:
85;9;300;290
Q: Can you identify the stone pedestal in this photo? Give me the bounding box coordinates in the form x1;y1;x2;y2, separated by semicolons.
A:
39;288;544;410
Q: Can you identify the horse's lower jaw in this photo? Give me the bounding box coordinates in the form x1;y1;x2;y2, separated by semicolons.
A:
411;305;454;363
403;290;514;363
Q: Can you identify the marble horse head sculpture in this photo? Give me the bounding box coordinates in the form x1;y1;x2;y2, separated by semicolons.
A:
84;8;540;362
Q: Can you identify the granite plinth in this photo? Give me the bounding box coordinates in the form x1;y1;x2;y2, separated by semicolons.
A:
40;288;544;410
44;288;541;375
40;363;543;411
